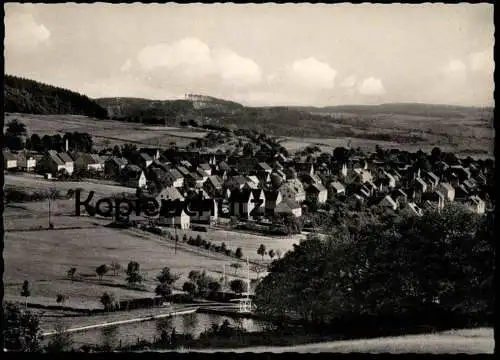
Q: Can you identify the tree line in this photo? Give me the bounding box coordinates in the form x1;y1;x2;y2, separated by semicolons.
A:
254;203;494;334
5;119;94;153
4;75;108;118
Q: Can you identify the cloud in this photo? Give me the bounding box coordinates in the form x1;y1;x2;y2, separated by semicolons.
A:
286;57;337;89
135;37;261;88
212;49;262;86
5;13;51;52
358;77;386;96
340;75;357;88
468;50;494;73
444;59;467;74
120;59;132;73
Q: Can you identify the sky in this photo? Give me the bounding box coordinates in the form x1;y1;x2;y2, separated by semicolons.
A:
4;3;495;107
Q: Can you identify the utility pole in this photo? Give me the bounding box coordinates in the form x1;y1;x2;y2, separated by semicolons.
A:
174;225;178;255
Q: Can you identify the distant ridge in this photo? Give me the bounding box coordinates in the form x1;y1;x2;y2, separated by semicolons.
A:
4;74;108;119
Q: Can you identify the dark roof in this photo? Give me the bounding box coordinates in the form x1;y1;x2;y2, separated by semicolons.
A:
58;152;74;163
257;162;272;171
188;171;203;181
307;183;327;193
176;166;190;176
230;188;253;202
124;164;142;173
140;153;153;162
3;150;17;161
275;199;301;212
47;150;65;165
207;175;222;189
264;190;281;201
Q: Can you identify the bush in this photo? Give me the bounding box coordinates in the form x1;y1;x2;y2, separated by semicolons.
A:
230;279;246;295
235;247;243;259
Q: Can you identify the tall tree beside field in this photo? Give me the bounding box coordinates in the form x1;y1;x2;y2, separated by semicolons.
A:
182;281;197;298
110;262;121;276
157;267;181;286
235;247;243;259
230;262;242;275
56;294;68;305
21;280;31;309
257;244;266;261
5;119;27;150
3;302;42;352
268;249;275;260
230;279;245;295
155;282;172;300
46;322;74;352
96;264;109;280
66;267;77;279
125;261;143;287
100;292;116;312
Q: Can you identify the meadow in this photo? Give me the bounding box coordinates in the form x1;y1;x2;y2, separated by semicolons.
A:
4;174;296;310
4;113;206;149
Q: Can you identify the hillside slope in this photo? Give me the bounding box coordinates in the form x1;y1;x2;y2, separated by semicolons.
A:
4;75;108;119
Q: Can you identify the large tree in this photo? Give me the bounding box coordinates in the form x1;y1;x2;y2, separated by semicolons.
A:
254;204;494;330
3;302;42;352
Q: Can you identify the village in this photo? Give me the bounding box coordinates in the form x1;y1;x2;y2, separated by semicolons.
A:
3;123;492;236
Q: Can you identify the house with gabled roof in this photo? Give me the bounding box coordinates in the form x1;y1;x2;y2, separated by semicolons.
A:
226;175;248;191
407;202;423;216
230;188;256;219
3;150;18;170
198;163;212;176
379;195;398;211
204;175;223;198
146;167;168;186
448;165;471;182
185;171;205;189
264;189;283;217
139;147;161;161
74;152;104;172
454;184;470;202
250;188;266;218
157;189;190;229
294;162;314;177
16;151;36;172
329;181;346;197
465;195;485;215
176;166;190;177
180;160;193;169
137;152;154;169
306;183;328;204
41;150;66;175
392;188;408;206
150;159;171;173
164;168;184;188
422;170;440;190
275;198;302;218
437;182;455;202
57;152;74;175
279;178;306;203
121;164;146;188
462;178;477;192
105;157;128;178
157;186;185;202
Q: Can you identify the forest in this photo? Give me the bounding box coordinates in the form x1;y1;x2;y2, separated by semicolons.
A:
4;75;108;119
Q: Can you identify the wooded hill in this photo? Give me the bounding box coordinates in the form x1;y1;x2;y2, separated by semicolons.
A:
4;75;108;119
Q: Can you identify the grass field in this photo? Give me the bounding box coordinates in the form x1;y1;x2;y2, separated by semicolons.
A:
281;135;494;159
4;222;264;309
4;172;285;311
184;327;494;354
4;113;207;149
